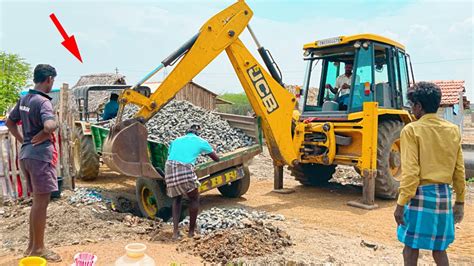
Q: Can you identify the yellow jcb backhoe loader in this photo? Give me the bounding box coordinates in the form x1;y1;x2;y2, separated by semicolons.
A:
103;0;414;209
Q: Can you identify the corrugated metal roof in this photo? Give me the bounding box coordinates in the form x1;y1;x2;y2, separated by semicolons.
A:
431;80;465;106
144;81;218;96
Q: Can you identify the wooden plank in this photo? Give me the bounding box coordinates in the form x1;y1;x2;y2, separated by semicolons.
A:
14;138;27;198
9;135;19;198
194;145;261;177
1;133;14;199
214;112;258;140
0;133;10;203
7;134;18;198
57;83;65;179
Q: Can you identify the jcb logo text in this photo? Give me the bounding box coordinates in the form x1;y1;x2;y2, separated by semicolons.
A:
247;65;279;113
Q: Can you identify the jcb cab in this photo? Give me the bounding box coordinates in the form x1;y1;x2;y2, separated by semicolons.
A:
290;34;414;207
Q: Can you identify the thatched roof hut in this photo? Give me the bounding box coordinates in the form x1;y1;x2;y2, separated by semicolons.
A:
70;73;127;115
72;73;126;88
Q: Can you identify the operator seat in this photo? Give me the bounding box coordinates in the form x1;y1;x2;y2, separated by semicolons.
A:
322;100;339;111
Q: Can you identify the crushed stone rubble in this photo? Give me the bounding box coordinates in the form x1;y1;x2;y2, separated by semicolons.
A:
103;100;255;164
68;187;108;206
174;207;285;235
330;165;363;186
177;218;292;264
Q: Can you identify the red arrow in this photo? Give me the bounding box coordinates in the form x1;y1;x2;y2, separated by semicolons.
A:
49;13;83;63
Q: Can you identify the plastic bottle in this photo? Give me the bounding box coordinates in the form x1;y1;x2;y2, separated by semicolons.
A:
115;243;156;266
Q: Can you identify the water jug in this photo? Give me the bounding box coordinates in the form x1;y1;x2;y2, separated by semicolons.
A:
115;243;155;266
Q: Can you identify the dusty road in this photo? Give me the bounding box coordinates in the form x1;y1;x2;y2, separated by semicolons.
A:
1;148;473;265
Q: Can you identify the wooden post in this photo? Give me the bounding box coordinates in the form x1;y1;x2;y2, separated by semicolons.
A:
59;83;73;189
67;93;76;190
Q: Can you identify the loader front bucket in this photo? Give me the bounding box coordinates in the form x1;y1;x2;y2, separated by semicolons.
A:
102;121;161;179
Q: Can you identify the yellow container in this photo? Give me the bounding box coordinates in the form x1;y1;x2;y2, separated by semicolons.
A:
18;256;47;266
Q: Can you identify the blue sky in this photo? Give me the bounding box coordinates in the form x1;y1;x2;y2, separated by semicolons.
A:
1;0;473;100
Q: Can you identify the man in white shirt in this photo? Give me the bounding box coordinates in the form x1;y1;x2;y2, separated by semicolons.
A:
325;63;353;110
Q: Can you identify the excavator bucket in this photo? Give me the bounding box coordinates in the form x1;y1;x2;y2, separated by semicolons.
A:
102;121;161;179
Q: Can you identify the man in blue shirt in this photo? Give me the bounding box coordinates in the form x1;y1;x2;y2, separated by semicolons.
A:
102;93;119;120
165;124;219;240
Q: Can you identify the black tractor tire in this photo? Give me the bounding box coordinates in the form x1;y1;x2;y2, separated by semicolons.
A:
136;177;176;221
290;163;336;186
72;126;99;181
218;166;251;198
375;120;404;199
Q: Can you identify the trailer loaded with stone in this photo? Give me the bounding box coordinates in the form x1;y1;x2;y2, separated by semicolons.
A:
70;85;262;219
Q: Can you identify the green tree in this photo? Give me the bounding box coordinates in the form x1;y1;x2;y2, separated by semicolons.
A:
0;52;32;115
217;92;253;115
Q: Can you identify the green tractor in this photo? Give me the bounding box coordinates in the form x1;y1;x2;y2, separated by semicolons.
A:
71;85;151;181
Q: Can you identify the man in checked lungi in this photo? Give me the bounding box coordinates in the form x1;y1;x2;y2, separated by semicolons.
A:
165;124;219;240
394;81;466;265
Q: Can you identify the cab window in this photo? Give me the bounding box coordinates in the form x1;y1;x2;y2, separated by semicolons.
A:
398;51;410;107
350;43;373;112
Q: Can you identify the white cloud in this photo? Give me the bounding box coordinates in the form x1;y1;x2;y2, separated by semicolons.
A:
449;16;474;33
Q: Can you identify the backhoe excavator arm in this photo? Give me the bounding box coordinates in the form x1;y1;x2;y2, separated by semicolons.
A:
104;0;298;178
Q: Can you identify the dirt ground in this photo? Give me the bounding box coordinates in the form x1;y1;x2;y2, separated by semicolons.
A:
1;146;473;265
2;115;474;265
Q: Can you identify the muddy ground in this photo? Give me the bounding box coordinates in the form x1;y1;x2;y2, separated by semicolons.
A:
2;145;473;265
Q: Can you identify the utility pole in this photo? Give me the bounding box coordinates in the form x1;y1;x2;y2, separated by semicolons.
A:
115;67;119;75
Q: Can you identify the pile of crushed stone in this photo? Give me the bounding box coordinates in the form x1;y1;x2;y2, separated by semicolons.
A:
0;190;162;255
175;207;285;235
103;100;255;164
177;220;292;264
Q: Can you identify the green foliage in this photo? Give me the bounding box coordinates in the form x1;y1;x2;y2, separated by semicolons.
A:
217;93;253;115
467;177;474;183
0;51;32;115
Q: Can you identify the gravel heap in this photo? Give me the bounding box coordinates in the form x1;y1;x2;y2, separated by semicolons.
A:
176;207;285;235
0;190;161;255
177;220;292;264
104;100;255;163
68;187;108;206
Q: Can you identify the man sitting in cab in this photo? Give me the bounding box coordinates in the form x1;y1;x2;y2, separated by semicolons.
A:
325;63;353;110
